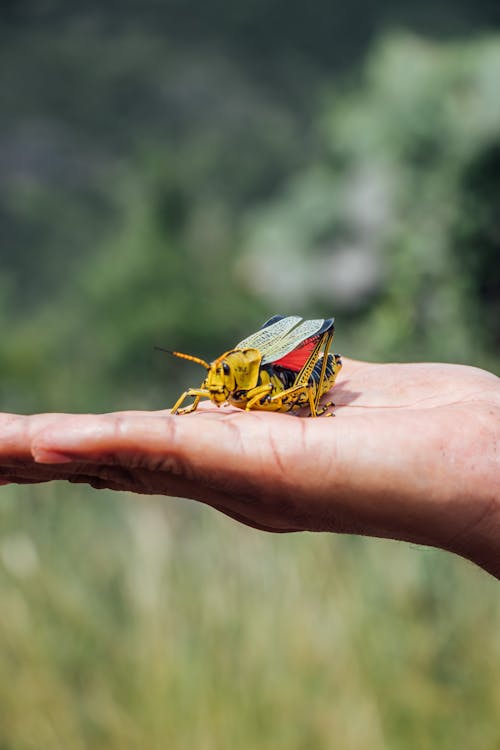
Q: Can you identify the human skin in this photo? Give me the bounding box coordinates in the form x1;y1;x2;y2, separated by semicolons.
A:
0;359;499;576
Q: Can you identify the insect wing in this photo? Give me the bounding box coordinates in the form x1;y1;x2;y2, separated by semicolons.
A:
236;315;302;354
258;314;288;328
262;318;334;369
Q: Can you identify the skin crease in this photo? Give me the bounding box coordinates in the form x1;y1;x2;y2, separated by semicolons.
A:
0;358;499;577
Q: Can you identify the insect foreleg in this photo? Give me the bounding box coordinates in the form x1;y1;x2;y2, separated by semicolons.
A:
171;388;211;415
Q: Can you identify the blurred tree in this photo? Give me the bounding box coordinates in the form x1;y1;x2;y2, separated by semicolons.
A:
241;35;500;371
453;142;500;352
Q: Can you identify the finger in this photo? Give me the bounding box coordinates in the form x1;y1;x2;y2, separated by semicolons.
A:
30;412;309;531
0;415;31;462
0;413;72;464
31;411;294;470
0;410;193;465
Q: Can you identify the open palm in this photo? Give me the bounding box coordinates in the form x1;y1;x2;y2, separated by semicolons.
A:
0;359;498;575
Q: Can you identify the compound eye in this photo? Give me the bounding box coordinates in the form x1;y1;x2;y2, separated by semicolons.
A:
222;362;230;376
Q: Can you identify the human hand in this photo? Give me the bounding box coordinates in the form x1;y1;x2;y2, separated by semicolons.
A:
0;359;498;576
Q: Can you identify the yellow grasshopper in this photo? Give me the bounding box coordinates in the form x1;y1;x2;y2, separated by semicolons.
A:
165;315;342;417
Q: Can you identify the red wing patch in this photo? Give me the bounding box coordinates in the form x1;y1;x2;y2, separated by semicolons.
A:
273;335;320;372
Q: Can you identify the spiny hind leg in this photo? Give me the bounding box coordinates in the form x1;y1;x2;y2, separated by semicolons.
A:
320;353;343;416
267;383;312;413
312;353;342;416
275;383;331;418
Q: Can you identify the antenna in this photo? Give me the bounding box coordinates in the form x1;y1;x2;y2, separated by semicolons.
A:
154;347;210;370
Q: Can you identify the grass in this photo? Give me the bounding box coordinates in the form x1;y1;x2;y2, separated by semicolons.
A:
0;482;499;749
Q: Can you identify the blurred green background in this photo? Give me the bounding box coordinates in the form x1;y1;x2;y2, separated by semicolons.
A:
1;2;500;748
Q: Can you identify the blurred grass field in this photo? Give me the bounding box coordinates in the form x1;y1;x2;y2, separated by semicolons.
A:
1;484;500;749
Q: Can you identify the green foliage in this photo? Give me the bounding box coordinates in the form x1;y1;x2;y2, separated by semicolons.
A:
243;35;500;370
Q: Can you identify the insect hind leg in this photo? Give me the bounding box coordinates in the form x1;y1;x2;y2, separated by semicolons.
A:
314;400;335;417
267;382;313;413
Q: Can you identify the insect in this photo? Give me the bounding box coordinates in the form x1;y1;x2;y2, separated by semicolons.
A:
166;315;342;417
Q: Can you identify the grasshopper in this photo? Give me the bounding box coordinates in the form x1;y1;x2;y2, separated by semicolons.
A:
166;315;342;417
